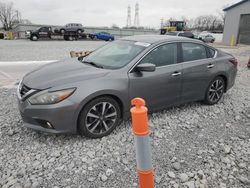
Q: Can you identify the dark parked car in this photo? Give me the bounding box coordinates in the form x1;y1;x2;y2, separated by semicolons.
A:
17;35;237;138
29;27;53;41
166;31;194;39
54;23;84;34
90;32;114;41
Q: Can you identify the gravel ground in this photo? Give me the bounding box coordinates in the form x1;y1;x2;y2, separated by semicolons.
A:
0;45;250;188
0;40;106;61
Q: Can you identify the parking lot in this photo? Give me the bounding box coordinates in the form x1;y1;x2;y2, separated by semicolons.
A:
0;40;250;188
0;40;106;61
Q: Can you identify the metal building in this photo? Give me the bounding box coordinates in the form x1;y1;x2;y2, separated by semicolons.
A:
222;0;250;45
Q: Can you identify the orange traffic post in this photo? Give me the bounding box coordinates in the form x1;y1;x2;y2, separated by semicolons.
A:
130;98;154;188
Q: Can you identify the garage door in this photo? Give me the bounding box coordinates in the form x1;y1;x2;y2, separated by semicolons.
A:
238;14;250;44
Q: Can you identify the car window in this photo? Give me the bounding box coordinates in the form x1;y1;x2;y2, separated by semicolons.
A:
180;32;193;38
207;47;216;58
166;32;178;36
182;43;207;62
39;27;47;32
140;43;177;67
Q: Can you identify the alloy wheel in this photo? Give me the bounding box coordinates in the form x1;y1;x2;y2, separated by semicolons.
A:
32;36;38;41
85;102;117;135
208;79;224;103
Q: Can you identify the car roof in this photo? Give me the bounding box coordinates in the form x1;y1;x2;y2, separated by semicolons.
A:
120;34;197;44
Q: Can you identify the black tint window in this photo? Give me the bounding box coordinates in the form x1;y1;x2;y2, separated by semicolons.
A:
207;47;216;58
186;33;194;38
39;28;47;32
166;32;178;36
182;43;207;62
140;43;177;67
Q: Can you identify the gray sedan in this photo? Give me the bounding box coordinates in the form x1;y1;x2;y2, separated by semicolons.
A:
17;35;237;138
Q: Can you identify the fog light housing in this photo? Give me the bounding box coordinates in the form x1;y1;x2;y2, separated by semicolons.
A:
46;122;53;129
35;119;54;129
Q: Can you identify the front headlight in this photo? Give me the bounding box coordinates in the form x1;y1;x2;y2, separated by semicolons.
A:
28;88;76;105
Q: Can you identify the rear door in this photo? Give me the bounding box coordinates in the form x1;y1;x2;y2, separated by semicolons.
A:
180;42;218;102
129;43;182;110
100;32;106;40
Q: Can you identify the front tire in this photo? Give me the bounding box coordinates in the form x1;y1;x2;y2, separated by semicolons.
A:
204;76;225;105
77;29;82;34
60;29;65;34
31;35;38;41
78;97;121;138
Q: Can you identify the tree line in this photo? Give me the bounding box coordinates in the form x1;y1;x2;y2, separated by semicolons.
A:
163;12;225;32
0;1;31;31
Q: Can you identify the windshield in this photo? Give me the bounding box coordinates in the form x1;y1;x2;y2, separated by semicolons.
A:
82;40;147;69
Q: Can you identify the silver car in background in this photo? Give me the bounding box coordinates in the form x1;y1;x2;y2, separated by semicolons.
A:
54;23;84;34
17;35;237;138
198;33;216;43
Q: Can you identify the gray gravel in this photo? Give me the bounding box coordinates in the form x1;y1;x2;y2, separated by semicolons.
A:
0;45;250;187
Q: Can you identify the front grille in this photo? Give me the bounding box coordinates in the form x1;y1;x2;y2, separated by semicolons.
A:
20;84;31;97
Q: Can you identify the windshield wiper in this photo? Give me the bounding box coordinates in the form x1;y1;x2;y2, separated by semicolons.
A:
82;60;103;69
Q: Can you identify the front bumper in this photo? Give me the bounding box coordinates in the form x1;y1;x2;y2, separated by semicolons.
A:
17;85;78;134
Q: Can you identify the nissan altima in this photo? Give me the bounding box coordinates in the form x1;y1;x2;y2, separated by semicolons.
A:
17;35;237;138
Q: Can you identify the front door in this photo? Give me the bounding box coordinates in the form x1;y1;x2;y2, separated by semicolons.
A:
38;27;49;38
128;43;182;110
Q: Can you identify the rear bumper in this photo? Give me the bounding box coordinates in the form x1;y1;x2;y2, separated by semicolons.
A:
226;67;237;91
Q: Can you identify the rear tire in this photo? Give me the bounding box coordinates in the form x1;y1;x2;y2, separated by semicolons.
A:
203;76;225;105
78;97;121;138
68;36;74;41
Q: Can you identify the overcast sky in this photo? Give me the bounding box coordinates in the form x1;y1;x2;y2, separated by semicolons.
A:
6;0;240;28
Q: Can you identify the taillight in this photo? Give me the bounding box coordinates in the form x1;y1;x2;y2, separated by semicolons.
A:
229;58;238;67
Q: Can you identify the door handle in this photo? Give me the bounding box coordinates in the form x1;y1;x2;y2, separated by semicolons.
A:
207;64;214;68
171;72;182;77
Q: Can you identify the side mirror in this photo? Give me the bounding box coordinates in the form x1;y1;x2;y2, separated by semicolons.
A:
136;63;156;72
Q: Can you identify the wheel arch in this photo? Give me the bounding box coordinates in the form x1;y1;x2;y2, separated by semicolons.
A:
216;74;228;92
30;34;39;40
76;93;125;132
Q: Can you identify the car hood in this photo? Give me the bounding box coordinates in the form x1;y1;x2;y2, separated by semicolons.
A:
23;58;110;89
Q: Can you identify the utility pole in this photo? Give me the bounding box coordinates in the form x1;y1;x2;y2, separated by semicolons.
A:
126;5;132;28
134;2;139;28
